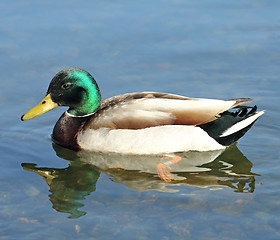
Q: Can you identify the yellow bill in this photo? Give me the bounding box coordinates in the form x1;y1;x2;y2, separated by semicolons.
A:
21;94;58;121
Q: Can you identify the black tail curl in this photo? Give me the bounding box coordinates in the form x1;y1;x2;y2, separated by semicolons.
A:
199;105;259;146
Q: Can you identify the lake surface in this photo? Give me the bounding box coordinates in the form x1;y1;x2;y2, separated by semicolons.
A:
1;1;280;239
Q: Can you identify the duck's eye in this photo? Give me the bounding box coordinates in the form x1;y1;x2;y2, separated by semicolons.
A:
61;83;71;90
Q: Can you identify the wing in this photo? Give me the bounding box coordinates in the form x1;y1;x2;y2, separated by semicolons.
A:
86;92;252;130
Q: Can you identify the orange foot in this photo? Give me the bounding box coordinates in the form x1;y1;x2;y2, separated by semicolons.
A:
156;163;173;182
156;155;182;182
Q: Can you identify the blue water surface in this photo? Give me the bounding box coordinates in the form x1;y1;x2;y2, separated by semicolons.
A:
0;1;280;239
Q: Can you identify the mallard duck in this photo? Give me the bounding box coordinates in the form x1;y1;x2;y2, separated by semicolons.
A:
21;68;264;154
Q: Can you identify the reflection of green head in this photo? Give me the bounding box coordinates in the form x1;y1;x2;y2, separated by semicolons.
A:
47;68;101;116
22;160;100;219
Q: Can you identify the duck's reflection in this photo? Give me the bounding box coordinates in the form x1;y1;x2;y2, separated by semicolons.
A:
22;161;100;218
22;144;259;218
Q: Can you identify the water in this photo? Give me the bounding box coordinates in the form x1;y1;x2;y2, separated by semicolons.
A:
1;0;280;239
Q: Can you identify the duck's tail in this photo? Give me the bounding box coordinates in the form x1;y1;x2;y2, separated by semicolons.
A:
198;106;264;146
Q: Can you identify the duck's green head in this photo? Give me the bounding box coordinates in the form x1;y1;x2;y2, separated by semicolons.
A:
21;68;101;120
